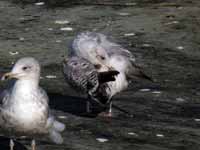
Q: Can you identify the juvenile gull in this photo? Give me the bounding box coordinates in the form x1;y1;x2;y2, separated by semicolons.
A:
0;57;65;150
63;56;119;113
67;31;152;116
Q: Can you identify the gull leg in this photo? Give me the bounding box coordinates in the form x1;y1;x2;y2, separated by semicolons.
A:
107;101;113;117
31;139;36;150
10;139;14;150
86;101;91;113
98;101;113;117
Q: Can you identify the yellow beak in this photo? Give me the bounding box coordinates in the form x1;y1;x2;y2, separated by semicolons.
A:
1;72;19;81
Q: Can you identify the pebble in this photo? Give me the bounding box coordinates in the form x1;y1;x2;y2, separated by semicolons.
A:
176;46;184;50
48;28;53;31
139;89;151;92
124;33;136;37
60;27;73;31
96;138;109;143
56;40;62;43
194;118;200;122
142;43;151;47
45;75;57;79
165;21;179;25
9;51;19;56
19;37;25;41
118;12;130;16
128;132;138;136
55;20;70;24
176;97;185;102
152;91;161;94
156;134;164;137
35;2;45;6
58;115;67;119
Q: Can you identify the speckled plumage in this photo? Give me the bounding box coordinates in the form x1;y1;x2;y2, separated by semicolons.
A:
63;56;118;106
65;32;151;116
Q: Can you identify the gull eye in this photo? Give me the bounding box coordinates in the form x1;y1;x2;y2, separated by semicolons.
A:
100;56;105;60
22;66;31;71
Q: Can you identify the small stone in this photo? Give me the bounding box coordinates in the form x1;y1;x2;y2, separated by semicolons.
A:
156;134;164;137
128;132;138;136
177;46;184;50
9;51;19;56
48;28;53;31
165;21;179;25
152;91;161;94
35;2;45;6
58;115;67;119
60;27;73;31
124;33;136;37
55;20;70;24
139;89;151;92
19;37;25;41
56;40;62;43
118;12;130;16
194;118;200;122
96;138;109;143
45;75;57;79
176;97;185;102
142;43;151;47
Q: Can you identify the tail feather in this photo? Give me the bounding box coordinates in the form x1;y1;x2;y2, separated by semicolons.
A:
53;120;65;132
47;116;65;144
49;129;64;144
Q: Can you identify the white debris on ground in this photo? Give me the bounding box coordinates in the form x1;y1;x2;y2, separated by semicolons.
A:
48;28;53;31
128;132;138;136
164;21;179;25
9;51;19;56
118;12;130;16
152;91;162;94
156;134;164;137
60;27;73;31
124;33;136;37
19;37;25;41
56;40;62;43
58;115;67;119
176;46;184;50
35;2;45;6
142;43;151;47
176;97;185;102
96;138;109;143
55;20;70;24
194;119;200;122
139;89;151;92
45;75;57;79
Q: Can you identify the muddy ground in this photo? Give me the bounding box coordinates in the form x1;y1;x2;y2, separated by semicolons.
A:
0;0;200;150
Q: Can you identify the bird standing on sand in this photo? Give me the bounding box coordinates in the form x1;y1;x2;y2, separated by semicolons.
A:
0;57;65;150
64;32;152;117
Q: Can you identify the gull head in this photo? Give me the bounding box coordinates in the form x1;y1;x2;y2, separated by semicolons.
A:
1;57;40;81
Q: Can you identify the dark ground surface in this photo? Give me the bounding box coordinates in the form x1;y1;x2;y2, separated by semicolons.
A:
0;0;200;150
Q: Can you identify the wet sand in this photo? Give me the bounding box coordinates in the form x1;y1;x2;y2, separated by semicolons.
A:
0;0;200;150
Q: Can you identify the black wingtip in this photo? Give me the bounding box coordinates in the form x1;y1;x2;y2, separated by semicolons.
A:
98;70;119;83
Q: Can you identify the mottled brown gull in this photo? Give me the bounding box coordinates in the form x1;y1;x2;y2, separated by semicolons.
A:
0;57;65;150
63;56;119;115
67;32;152;116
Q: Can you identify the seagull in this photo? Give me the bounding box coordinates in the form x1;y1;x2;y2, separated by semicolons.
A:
63;56;119;114
0;57;65;150
67;32;152;117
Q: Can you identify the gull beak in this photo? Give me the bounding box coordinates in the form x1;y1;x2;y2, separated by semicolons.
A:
1;72;19;81
96;55;114;70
